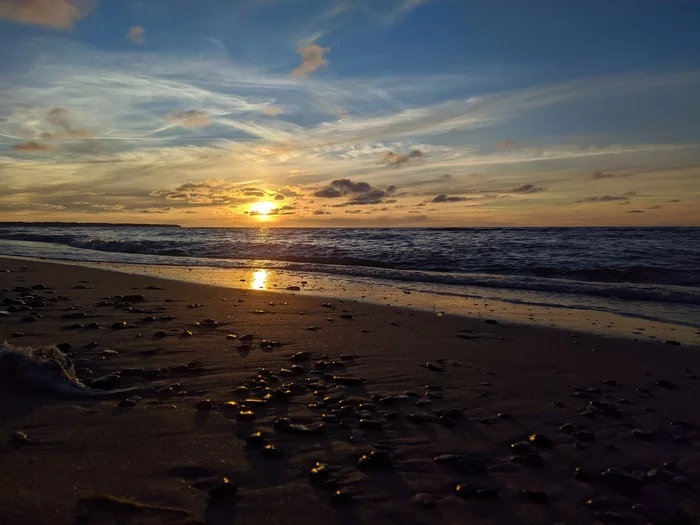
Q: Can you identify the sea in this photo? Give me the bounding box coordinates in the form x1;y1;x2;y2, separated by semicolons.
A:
1;226;699;341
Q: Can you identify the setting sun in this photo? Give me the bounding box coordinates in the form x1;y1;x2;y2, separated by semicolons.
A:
249;201;277;216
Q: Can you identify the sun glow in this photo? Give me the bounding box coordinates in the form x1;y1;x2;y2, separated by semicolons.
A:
249;201;277;216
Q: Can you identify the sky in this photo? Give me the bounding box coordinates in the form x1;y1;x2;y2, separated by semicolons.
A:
1;0;699;227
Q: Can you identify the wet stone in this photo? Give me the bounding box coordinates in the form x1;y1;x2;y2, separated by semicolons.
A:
510;441;532;455
246;431;265;447
522;490;548;504
656;379;679;389
631;428;654;440
586;498;614;511
412;493;436;509
511;453;544;468
118;399;136;408
56;342;72;352
9;431;30;446
424;362;444;372
572;430;596;442
309;463;332;484
331;490;352;505
359;419;383;431
601;468;643;492
196;399;213;411
529;434;553;448
237;410;255;421
261;444;279;458
369;449;393;468
208;478;238;502
112;321;127;330
560;423;576;433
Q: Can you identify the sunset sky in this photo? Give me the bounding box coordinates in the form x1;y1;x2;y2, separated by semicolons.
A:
1;0;699;226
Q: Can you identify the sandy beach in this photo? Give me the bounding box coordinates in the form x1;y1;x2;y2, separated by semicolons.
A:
1;257;699;525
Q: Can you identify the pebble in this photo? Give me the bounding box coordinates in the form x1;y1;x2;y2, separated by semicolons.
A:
111;321;127;330
412;493;436;509
656;379;679;389
631;428;654;440
511;453;544;468
359;419;383;431
309;462;332;483
522;490;548;504
208;478;238;502
424;362;444;372
261;444;279;458
560;423;576;433
246;431;265;447
510;441;532;455
9;431;30;446
331;490;352;505
529;434;553;448
369;449;393;468
237;410;255;421
601;468;643;491
196;399;213;411
118;399;136;408
572;430;596;442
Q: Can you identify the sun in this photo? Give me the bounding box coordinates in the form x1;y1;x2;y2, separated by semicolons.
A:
249;201;277;216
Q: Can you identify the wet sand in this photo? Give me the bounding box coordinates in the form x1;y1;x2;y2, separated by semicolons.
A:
1;257;699;525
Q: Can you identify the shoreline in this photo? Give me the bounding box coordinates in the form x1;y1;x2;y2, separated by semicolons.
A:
1;257;700;525
3;255;698;345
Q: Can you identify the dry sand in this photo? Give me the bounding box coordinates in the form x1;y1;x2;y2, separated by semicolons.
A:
1;257;699;525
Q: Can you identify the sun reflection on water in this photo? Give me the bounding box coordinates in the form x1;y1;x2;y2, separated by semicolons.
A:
251;269;267;290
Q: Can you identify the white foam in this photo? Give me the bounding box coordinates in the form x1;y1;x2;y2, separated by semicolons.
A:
0;342;88;395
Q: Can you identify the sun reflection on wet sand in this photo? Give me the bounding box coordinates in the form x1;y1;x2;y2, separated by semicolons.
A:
251;269;267;290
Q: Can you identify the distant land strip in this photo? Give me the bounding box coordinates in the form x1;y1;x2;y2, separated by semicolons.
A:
0;222;181;228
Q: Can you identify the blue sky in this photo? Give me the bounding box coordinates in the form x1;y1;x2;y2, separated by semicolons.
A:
1;0;699;226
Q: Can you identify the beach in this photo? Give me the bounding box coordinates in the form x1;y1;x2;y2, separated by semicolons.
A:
1;256;699;525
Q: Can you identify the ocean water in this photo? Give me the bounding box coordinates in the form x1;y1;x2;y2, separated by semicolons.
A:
1;226;699;334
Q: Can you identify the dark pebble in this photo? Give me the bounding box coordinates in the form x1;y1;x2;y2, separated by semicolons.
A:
359;419;383;431
656;379;679;389
246;431;265;447
237;410;255;421
332;490;352;505
511;453;544;468
529;433;553;448
56;342;72;352
208;478;238;502
112;321;127;330
369;449;393;468
510;441;532;455
522;490;548;504
196;399;213;411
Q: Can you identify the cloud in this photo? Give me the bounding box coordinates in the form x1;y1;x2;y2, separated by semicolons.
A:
0;0;93;29
577;195;630;203
626;210;645;213
380;149;423;168
497;140;518;151
47;108;71;128
165;109;212;129
592;171;617;180
126;25;145;44
313;209;331;215
11;141;55;153
291;43;330;78
263;106;284;116
431;194;473;203
313;178;396;205
510;184;546;194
